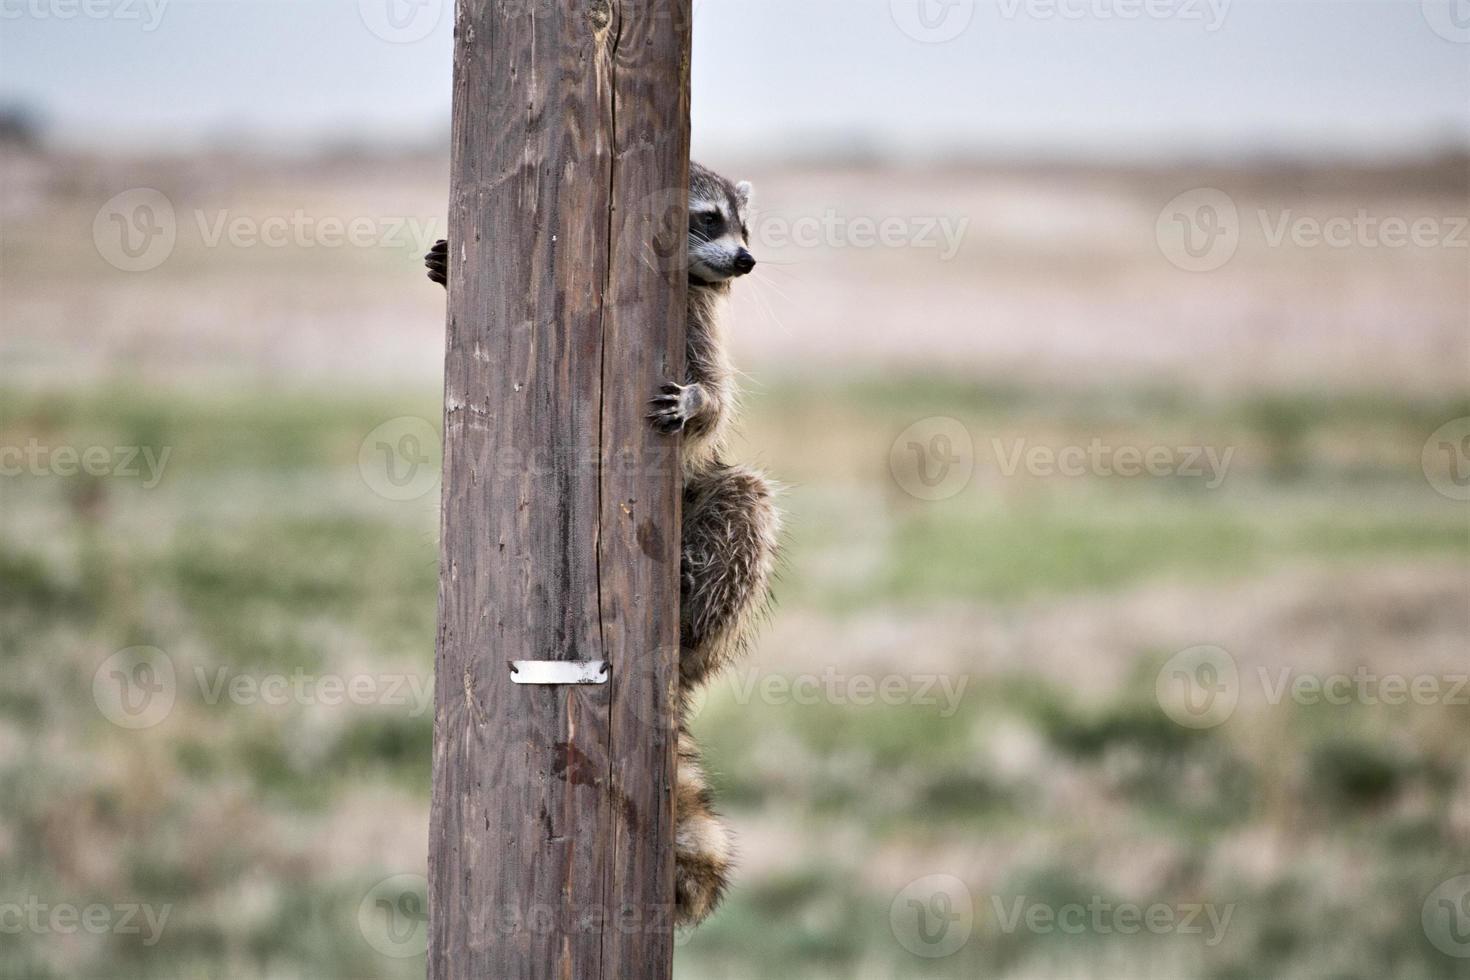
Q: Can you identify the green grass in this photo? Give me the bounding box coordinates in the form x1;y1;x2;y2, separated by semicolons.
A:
777;490;1467;611
3;379;1467;979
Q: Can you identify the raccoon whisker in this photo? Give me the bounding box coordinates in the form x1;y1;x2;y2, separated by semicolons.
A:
746;279;791;337
748;270;793;304
746;257;801;273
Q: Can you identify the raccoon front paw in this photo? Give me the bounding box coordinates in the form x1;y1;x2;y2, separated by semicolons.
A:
425;239;447;287
647;381;705;435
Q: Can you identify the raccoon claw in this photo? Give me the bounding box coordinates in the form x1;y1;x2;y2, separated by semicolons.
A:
425;239;447;287
647;381;703;435
646;408;686;435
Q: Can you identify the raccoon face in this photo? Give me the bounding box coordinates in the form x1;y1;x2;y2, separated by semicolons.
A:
688;164;755;284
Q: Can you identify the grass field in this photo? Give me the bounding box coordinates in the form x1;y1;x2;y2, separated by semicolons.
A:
3;145;1468;978
2;373;1467;979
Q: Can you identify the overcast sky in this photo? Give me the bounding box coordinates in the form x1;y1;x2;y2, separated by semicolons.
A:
1;0;1467;159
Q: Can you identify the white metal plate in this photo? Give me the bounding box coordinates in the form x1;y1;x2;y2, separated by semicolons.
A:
509;660;610;685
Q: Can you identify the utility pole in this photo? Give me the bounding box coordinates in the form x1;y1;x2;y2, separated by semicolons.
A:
428;1;691;977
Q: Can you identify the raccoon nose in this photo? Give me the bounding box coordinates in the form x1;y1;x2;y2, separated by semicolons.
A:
733;249;755;274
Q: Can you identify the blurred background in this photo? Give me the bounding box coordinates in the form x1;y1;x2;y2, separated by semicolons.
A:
2;1;1468;977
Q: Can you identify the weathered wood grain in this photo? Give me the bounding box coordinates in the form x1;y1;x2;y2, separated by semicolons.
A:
428;1;690;977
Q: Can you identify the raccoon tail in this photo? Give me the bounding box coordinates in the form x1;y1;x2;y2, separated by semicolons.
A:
674;726;733;927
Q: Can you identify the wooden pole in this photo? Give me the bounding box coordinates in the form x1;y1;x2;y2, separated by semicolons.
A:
428;1;690;978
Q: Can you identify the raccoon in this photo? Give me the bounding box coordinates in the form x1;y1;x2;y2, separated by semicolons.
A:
425;161;780;928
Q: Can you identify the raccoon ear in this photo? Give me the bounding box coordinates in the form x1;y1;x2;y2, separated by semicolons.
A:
735;180;753;210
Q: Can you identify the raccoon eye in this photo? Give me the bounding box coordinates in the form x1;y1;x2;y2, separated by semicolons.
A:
699;211;720;231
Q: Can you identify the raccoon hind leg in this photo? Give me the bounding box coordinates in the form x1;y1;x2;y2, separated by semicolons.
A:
680;463;780;688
